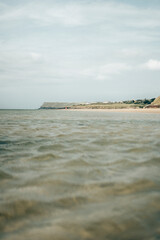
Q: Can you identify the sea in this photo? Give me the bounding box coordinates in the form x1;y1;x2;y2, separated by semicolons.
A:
0;109;160;240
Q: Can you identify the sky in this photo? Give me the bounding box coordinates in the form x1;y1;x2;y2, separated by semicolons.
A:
0;0;160;109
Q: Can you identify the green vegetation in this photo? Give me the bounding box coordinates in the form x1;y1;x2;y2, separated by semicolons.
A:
71;98;156;109
123;98;155;105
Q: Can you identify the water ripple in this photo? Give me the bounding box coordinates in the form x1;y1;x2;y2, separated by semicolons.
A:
0;110;160;240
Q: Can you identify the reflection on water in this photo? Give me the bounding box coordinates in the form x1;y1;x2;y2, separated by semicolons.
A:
0;110;160;240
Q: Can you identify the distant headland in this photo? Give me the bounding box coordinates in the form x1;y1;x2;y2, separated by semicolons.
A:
39;96;160;110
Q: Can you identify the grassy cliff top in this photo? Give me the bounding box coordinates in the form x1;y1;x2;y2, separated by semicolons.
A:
40;102;76;109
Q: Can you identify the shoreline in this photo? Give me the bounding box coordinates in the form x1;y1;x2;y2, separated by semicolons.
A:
67;108;160;113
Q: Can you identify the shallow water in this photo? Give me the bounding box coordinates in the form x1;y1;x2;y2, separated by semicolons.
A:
0;109;160;240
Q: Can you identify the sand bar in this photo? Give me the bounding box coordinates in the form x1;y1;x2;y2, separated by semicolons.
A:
67;108;160;113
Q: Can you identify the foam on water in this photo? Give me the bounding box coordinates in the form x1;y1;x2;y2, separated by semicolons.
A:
0;110;160;240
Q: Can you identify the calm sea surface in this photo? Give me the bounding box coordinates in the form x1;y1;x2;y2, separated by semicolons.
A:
0;110;160;240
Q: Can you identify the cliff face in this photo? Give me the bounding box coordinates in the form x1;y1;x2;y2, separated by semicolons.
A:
145;96;160;108
40;102;76;109
151;96;160;105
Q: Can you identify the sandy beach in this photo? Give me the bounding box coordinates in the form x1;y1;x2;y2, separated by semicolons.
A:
68;108;160;113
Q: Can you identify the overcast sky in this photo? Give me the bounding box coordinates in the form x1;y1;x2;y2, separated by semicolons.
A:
0;0;160;109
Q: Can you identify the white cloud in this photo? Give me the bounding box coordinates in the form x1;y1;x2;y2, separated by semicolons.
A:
30;52;42;61
0;3;85;26
82;63;132;81
121;48;142;57
0;1;160;29
145;59;160;70
97;63;132;80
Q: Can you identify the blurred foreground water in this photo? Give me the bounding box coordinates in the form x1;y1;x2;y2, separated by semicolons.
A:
0;110;160;240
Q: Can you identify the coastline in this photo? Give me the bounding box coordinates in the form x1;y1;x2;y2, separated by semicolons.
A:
67;108;160;113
